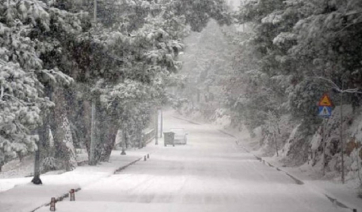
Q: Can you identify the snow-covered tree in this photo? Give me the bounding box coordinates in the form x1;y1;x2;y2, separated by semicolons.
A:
0;60;52;170
0;0;86;183
1;0;234;169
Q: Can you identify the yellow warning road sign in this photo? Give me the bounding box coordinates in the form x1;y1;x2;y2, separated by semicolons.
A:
318;94;332;106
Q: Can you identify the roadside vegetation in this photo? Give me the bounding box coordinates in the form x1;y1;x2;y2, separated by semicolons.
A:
174;0;362;189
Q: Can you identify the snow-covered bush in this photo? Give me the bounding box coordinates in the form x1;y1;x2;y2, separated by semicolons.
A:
213;108;231;128
41;157;62;171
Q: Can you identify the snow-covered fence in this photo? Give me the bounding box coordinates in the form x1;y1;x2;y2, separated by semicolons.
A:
142;128;155;146
115;128;154;149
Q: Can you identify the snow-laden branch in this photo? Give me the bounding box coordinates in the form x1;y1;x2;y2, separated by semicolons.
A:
337;14;362;34
2;93;34;106
315;77;362;94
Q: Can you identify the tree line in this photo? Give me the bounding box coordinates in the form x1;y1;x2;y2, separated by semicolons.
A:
175;0;362;175
225;0;362;163
0;0;232;183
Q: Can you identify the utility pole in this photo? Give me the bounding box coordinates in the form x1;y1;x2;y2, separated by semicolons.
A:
93;0;97;23
160;109;163;138
155;109;158;145
90;0;98;165
89;100;97;165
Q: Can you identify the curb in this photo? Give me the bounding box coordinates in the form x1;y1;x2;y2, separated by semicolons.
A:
30;155;146;212
114;157;142;174
218;129;236;138
173;116;201;125
219;129;357;212
219;128;307;185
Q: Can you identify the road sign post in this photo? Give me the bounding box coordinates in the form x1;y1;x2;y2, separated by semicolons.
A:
318;94;333;175
318;94;332;118
340;91;344;184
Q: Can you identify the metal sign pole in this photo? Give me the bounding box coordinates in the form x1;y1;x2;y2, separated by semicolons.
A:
340;91;345;184
317;93;333;176
322;120;326;175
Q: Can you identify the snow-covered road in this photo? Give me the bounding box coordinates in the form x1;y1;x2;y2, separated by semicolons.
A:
37;113;349;212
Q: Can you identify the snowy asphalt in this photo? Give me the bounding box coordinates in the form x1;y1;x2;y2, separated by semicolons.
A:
35;112;350;212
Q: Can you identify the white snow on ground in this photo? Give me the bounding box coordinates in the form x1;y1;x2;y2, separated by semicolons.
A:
208;109;362;211
0;150;149;212
0;152;88;192
261;156;362;211
0;155;35;180
1;110;360;212
30;110;352;212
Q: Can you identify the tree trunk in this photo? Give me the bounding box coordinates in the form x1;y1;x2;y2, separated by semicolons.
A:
62;85;91;163
32;84;52;185
31;145;42;184
50;87;77;171
99;124;118;162
0;161;3;172
82;100;92;158
97;103;118;162
137;126;143;148
32;120;48;185
124;128;129;149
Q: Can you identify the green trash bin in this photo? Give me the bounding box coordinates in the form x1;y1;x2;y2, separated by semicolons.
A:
163;132;175;147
